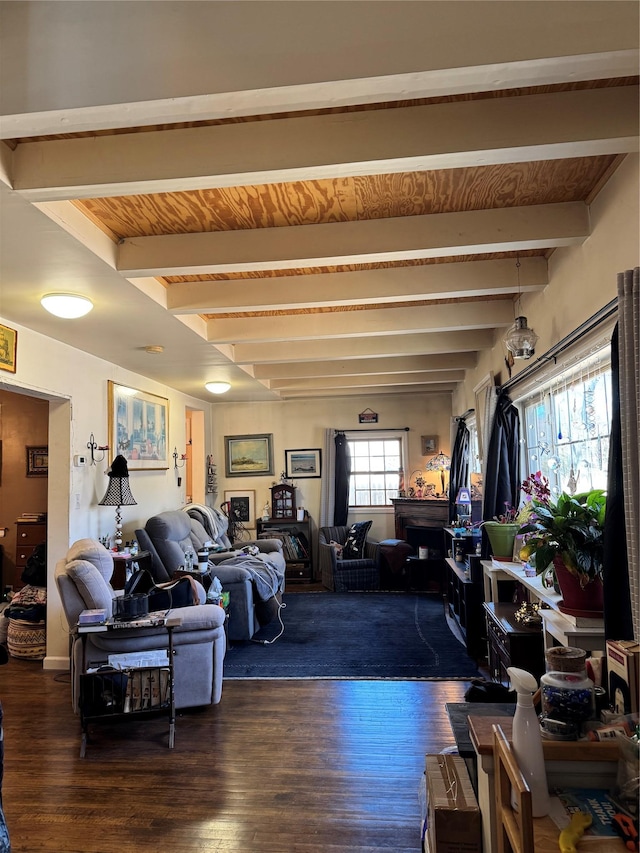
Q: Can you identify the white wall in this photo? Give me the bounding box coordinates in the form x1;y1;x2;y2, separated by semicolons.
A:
452;153;640;414
0;320;213;666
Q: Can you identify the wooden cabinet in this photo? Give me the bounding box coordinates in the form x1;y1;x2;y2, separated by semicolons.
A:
483;602;545;687
15;519;47;589
270;484;296;520
257;517;312;583
445;557;485;659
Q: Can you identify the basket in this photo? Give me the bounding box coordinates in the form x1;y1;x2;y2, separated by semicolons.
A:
7;618;46;660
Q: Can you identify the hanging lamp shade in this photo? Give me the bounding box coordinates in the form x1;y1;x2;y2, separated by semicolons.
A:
504;316;539;360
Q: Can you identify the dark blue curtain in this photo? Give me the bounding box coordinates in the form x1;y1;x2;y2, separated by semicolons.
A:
448;419;470;523
334;432;351;526
482;389;521;532
603;324;633;640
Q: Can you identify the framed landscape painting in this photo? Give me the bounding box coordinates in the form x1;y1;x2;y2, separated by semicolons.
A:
224;433;273;477
108;381;169;470
285;448;322;479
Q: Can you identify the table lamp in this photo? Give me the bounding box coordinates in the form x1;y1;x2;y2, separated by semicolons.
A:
99;454;137;550
424;450;451;498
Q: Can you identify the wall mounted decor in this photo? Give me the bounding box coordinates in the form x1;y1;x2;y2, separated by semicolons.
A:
108;381;169;470
421;435;438;455
26;446;48;477
224;433;274;477
224;490;256;528
0;323;17;373
285;448;322;479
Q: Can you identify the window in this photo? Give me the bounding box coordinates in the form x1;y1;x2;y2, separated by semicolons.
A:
518;349;612;496
347;436;404;507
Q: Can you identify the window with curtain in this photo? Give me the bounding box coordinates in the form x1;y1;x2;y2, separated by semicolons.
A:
517;347;612;496
347;436;404;507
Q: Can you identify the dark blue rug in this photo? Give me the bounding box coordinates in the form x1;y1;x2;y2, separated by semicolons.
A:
224;592;480;679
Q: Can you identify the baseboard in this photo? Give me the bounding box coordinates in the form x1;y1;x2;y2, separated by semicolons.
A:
43;655;69;670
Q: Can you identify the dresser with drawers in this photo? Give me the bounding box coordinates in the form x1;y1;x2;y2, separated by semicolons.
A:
14;519;47;589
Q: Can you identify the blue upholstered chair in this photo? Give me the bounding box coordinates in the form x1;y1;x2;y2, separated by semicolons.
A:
318;525;379;591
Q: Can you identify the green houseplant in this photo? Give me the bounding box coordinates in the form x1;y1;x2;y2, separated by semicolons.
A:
518;489;607;615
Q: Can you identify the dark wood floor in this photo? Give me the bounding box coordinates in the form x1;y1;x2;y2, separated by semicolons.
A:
1;655;472;853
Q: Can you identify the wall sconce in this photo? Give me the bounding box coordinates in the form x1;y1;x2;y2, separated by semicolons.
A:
173;448;187;469
87;433;109;465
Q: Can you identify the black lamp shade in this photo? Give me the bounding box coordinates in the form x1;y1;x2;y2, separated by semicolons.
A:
98;455;137;507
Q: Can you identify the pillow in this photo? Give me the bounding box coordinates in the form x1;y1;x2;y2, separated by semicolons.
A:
66;560;114;615
66;538;114;585
342;521;373;559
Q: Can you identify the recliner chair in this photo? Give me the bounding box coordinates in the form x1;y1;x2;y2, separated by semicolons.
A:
318;525;380;591
136;510;286;642
55;538;226;712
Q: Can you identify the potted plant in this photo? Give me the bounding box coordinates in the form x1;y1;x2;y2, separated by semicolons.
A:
518;488;606;616
482;503;520;561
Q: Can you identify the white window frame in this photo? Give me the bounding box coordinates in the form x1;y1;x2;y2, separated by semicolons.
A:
346;429;409;513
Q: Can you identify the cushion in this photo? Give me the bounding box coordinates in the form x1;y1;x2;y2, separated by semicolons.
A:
342;521;373;559
66;538;114;585
66;560;114;614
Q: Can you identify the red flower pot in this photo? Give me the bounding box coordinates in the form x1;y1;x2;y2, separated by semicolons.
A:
553;557;604;617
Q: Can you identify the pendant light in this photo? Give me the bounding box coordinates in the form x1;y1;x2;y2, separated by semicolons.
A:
503;258;539;360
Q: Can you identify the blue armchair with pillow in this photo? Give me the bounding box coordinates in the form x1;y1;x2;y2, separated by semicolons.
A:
318;522;380;591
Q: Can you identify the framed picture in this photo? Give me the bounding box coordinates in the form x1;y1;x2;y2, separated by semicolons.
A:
26;445;48;477
0;323;17;373
108;381;169;470
285;448;322;479
224;490;256;528
421;435;438;455
224;433;273;477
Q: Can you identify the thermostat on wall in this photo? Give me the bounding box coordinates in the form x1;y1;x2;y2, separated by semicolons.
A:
73;455;88;467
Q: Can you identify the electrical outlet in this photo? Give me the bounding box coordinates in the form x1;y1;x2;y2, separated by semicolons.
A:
74;493;81;509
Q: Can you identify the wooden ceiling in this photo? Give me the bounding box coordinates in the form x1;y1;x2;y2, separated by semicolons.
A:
5;70;638;399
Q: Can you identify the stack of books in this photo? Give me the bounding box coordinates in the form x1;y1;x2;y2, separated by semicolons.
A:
18;512;47;522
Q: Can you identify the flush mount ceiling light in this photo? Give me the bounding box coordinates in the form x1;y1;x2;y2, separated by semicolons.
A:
144;345;164;354
205;381;231;394
503;258;539;360
40;293;93;319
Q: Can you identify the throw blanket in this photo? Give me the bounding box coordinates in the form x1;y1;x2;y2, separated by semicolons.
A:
214;554;284;602
185;503;230;546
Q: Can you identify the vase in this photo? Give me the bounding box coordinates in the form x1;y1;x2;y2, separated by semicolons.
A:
552;557;604;617
483;522;519;561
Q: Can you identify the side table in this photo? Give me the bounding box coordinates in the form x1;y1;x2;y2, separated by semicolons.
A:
111;550;152;589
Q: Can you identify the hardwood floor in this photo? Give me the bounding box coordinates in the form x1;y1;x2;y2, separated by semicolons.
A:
1;658;472;853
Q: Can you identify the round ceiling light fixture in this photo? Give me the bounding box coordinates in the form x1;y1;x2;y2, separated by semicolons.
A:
205;381;231;395
41;293;93;319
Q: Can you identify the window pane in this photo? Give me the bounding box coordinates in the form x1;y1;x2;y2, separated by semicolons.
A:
348;436;403;506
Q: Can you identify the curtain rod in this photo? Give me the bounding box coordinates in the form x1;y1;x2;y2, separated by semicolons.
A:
455;409;475;421
499;297;618;394
334;427;410;433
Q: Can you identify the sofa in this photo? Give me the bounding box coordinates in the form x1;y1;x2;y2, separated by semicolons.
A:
55;539;226;712
318;524;380;591
135;509;286;642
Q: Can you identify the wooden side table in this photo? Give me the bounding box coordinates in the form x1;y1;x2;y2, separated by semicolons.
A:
111;551;152;589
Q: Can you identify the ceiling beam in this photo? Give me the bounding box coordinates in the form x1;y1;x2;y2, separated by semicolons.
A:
11;87;638;201
231;329;495;364
117;203;589;276
167;257;547;314
206;300;514;344
268;371;466;391
277;383;456;399
252;352;478;380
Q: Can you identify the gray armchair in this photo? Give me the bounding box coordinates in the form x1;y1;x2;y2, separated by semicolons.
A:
55;539;226;713
318;525;379;591
135;510;286;642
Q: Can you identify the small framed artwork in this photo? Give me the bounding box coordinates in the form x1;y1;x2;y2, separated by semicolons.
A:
421;435;438;455
26;446;48;477
225;433;274;477
224;490;256;528
108;381;169;470
285;448;322;479
0;323;17;373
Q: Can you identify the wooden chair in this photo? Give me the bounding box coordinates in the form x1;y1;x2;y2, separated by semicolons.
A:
493;724;534;853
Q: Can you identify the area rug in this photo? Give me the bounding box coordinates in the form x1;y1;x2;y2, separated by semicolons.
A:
223;592;480;679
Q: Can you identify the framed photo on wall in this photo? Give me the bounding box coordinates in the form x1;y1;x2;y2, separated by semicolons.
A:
224;490;256;528
108;381;169;470
421;435;438;455
224;434;273;477
285;448;322;478
0;323;17;373
26;446;48;477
